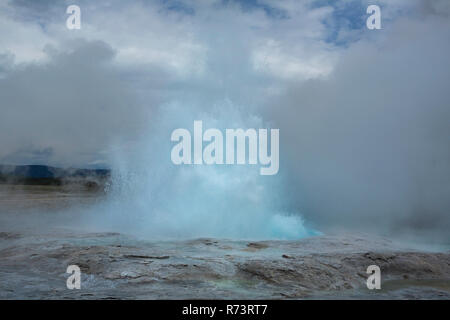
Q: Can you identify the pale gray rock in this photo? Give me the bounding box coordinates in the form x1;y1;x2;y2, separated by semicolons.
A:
0;231;449;299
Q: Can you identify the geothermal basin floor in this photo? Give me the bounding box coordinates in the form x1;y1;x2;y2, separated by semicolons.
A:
0;185;449;299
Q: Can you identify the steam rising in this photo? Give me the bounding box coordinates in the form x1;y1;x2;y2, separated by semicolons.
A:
1;0;450;242
88;101;316;240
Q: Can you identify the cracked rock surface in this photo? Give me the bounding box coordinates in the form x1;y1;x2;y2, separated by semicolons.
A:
1;231;450;299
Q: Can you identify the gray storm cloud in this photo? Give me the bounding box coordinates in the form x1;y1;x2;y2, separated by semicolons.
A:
0;40;152;167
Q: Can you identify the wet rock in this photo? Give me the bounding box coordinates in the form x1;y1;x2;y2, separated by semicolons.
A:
0;232;449;299
124;254;169;260
0;232;21;239
247;242;269;250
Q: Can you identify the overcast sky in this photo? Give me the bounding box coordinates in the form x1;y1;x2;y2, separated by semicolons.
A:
1;0;450;239
0;0;422;167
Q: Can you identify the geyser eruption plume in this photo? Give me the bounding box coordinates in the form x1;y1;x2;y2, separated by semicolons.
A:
89;100;317;240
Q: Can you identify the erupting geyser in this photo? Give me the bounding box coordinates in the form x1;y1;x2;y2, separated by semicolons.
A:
88;101;317;240
171;120;279;175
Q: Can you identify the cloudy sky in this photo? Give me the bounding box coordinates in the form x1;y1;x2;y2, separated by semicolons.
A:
1;0;450;239
0;0;445;166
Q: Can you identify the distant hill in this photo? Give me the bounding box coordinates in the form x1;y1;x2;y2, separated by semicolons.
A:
0;165;110;187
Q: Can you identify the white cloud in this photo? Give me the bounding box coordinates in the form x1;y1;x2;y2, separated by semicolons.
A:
0;9;54;63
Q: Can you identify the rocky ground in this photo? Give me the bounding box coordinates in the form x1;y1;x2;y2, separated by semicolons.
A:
0;185;449;299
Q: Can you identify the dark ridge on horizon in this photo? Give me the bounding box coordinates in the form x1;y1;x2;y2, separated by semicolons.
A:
0;165;110;187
